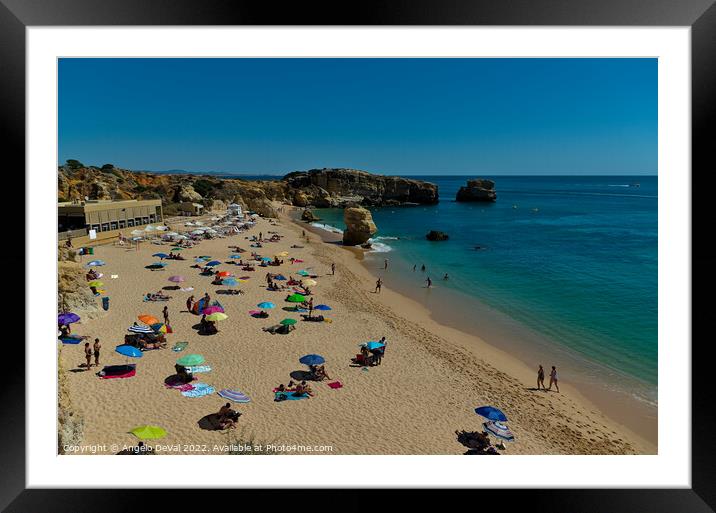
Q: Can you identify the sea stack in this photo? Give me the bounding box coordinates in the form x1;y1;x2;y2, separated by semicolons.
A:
455;179;497;202
342;207;377;246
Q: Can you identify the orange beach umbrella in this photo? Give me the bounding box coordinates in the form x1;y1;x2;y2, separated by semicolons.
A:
138;314;159;325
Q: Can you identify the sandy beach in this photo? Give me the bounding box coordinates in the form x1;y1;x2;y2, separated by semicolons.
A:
58;209;656;455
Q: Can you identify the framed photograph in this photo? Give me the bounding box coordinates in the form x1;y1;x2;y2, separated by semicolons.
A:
3;0;713;510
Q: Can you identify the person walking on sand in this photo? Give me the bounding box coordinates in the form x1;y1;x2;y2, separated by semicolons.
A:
163;305;170;325
374;277;382;293
84;342;92;370
537;365;546;391
93;338;101;367
548;366;559;392
186;295;194;312
384;258;389;270
331;262;336;275
308;297;314;317
426;277;432;288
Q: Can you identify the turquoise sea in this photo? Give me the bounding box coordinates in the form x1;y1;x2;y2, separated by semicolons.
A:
309;176;657;406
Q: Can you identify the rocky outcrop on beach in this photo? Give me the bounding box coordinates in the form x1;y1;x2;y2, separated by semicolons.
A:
58;248;101;320
301;209;320;222
455;179;497;202
57;165;439;217
342;207;378;246
282;168;439;207
426;230;449;241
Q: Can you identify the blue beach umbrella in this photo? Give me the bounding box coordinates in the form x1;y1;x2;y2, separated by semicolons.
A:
274;275;287;281
115;345;143;358
483;421;515;441
362;341;385;350
297;270;310;276
261;257;272;261
85;260;105;267
151;262;168;267
229;254;243;259
313;304;332;311
257;301;276;309
222;278;238;287
299;354;325;366
58;312;80;325
205;260;221;267
474;406;508;422
152;253;169;259
195;257;209;263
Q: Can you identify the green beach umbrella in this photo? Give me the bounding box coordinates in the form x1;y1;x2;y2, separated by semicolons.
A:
286;294;306;303
177;354;205;366
130;425;167;440
280;318;297;326
87;280;104;288
206;312;228;322
170;247;183;252
297;270;310;276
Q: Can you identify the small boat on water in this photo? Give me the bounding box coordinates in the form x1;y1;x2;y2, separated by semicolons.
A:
629;183;640;188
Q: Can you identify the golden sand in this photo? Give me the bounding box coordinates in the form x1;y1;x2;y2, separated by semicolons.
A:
58;210;656;455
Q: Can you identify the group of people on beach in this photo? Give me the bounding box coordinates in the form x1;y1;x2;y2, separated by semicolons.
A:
536;365;559;392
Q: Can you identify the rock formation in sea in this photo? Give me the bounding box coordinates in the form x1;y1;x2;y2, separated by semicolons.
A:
426;230;449;241
58;165;439;215
455;178;497;202
301;209;320;222
343;207;378;246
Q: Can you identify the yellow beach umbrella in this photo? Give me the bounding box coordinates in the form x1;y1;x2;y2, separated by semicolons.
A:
130;425;167;440
88;280;104;288
303;279;317;287
206;312;228;322
276;251;289;257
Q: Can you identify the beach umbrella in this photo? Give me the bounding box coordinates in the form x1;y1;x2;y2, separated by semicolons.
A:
205;260;221;267
177;354;205;366
130;425;167;440
58;312;80;325
194;257;208;263
168;275;186;283
203;305;225;315
150;262;167;267
175;234;189;240
131;237;143;241
299;354;325;366
145;225;156;232
222;278;238;287
198;255;212;259
206;312;228;322
274;275;287;281
131;229;144;236
313;304;332;311
151;323;168;334
257;302;276;309
363;341;385;350
261;257;272;261
152;252;169;259
483;421;515;442
216;271;232;277
115;345;143;358
229;254;242;259
138;314;159;325
286;293;306;303
303;279;317;287
297;270;310;276
218;389;251;403
280;318;297;326
276;251;289;257
155;226;168;231
85;260;105;267
170;247;183;252
87;280;104;288
474;406;508;422
128;325;154;334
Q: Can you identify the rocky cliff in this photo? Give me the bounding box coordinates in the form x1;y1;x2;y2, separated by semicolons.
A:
455;179;497;202
58;165;438;216
342;207;378;246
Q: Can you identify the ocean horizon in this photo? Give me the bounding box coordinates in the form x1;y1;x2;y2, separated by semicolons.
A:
300;175;657;407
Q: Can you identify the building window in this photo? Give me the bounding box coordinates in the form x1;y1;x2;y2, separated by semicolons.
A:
110;222;118;230
101;223;109;232
149;214;156;223
127;219;134;227
91;224;100;232
143;217;149;225
119;220;126;229
135;218;142;226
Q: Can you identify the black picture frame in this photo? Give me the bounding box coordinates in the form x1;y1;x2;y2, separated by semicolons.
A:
2;0;712;511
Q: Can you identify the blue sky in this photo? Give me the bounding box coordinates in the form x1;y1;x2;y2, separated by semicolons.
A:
58;58;657;176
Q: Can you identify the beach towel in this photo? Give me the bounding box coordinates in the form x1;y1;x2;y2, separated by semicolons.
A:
171;341;189;352
186;365;212;374
182;383;215;397
327;381;343;389
98;364;136;379
111;274;118;279
180;287;194;292
274;391;309;401
102;296;110;311
218;389;251;403
60;337;82;345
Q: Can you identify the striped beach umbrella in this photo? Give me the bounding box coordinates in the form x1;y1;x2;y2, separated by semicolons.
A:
128;325;154;334
483;421;515;442
218;389;251;403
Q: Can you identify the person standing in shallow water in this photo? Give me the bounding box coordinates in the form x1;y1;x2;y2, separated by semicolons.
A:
426;277;432;288
413;264;416;272
537;365;546;390
548;366;559;392
384;259;389;270
421;264;426;272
